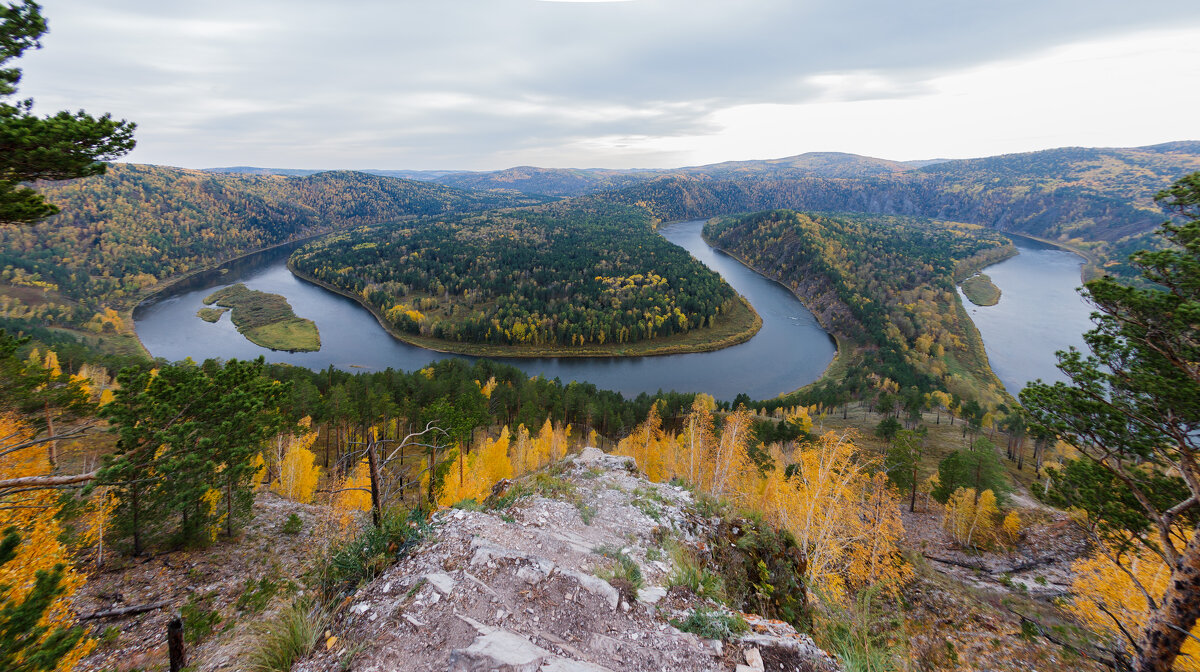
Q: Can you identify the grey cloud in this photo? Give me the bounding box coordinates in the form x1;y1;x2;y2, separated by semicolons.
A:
14;0;1200;168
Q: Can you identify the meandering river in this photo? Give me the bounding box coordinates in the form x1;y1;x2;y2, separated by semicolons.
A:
134;221;837;400
958;236;1094;396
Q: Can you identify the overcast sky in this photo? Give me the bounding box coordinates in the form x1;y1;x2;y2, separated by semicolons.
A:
15;0;1200;170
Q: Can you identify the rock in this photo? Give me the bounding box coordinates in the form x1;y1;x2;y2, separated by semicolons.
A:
576;446;605;463
744;646;764;670
350;602;370;615
423;572;456;596
539;658;615;672
554;567;620;610
447;629;552;672
637;586;667;604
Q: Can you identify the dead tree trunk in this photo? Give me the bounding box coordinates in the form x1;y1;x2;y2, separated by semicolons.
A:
168;616;186;672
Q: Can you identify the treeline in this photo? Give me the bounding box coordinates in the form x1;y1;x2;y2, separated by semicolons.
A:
291;201;740;347
0;164;547;329
706;210;1013;408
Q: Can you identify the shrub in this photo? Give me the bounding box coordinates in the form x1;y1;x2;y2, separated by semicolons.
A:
243;599;328;672
670;607;747;640
280;513;303;535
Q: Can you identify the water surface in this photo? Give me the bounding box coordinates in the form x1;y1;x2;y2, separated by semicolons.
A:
135;221;836;400
959;236;1094;396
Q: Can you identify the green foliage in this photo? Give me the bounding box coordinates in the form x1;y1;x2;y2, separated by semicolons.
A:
291;200;741;348
813;585;905;672
181;594;222;644
0;329;90;432
96;625;119;648
235;577;281;614
593;545;643;602
279;513;304;535
316;509;428;596
0;527;86;672
885;429;925;511
669;606;748;640
930;439;1009;504
666;542;725;602
707;515;809;629
243;599;328;672
0;1;136;225
98;358;288;554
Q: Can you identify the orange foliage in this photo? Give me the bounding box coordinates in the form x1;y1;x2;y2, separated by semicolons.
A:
0;415;94;669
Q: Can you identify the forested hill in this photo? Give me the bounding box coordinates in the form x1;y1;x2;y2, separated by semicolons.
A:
290;200;757;356
0;164;547;326
592;142;1200;275
706;209;1014;409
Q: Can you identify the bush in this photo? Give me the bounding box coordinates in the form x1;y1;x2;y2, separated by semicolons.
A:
280;513;303;535
813;585;905;672
243;599;328;672
670;606;747;640
709;514;808;629
316;508;428;597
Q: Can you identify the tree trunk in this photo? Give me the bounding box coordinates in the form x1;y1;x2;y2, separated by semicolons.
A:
168;616;186;671
366;438;382;526
1135;531;1200;672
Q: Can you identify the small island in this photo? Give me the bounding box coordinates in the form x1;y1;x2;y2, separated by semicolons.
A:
202;283;320;352
961;273;1001;306
196;306;229;323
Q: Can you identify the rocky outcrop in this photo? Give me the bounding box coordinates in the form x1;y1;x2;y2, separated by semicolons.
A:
296;448;838;672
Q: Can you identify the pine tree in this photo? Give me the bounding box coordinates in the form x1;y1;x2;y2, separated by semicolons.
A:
0;1;136;225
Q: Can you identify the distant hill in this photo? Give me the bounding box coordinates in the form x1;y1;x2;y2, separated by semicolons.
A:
0;164;548;323
588;142;1200;274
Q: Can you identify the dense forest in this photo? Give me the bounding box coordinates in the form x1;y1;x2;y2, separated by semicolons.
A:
290;201;750;350
0;164;546;333
705;209;1015;408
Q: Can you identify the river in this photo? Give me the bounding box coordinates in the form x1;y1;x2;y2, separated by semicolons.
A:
958;236;1095;396
134;221;837;400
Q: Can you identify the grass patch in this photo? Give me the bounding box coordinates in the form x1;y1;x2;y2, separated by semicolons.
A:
670;607;748;640
204;283;320;352
961;273;1001;306
236;576;282;614
197;306;229;322
813;586;906;672
593;544;644;602
242;599;329;672
666;540;726;602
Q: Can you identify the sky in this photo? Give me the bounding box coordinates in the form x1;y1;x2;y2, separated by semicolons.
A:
15;0;1200;171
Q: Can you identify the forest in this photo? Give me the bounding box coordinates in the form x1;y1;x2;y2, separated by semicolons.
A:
0;164;546;335
290;200;754;352
705;209;1015;410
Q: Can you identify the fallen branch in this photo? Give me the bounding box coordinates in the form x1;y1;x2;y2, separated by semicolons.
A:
80;600;170;620
0;470;97;491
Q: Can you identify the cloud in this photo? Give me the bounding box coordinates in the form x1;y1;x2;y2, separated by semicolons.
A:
14;0;1200;168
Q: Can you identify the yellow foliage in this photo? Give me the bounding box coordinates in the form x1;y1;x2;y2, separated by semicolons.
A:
272;426;321;504
1070;543;1200;670
616;401;911;602
0;415;94;669
1001;510;1021;545
943;487;1000;548
438;427;513;506
200;488;224;542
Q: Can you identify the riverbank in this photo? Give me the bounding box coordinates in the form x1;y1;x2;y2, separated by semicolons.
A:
1001;231;1098;282
287;261;763;359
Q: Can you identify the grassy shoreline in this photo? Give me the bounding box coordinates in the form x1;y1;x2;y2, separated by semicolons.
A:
287;261;762;358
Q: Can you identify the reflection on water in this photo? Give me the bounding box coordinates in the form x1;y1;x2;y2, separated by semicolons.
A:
135;221;836;400
960;236;1094;396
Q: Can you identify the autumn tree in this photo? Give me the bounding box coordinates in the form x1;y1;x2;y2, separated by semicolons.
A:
1021;172;1200;672
0;0;136;224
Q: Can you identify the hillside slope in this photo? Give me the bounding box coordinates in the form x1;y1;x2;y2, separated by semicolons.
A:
0;164;547;329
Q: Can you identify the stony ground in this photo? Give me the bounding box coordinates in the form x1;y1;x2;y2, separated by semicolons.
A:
298;448;837;672
73;493;328;672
